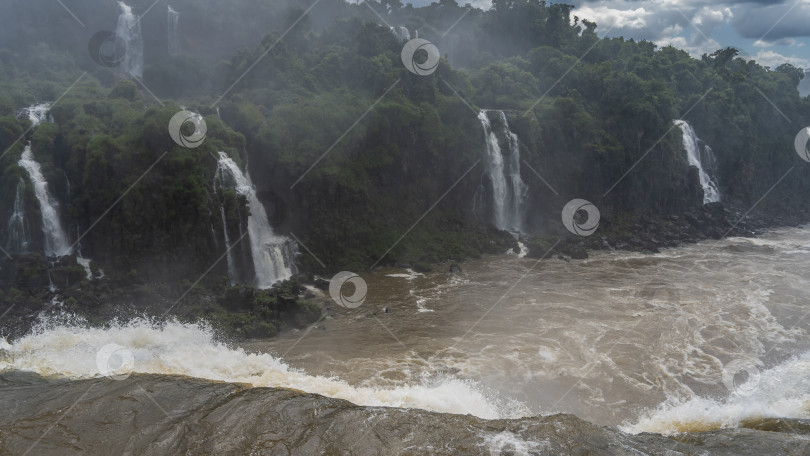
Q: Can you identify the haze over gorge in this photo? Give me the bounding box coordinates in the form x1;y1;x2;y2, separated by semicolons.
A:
3;0;810;454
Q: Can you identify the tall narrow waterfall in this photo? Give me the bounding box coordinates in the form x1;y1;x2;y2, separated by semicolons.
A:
215;152;296;288
6;178;30;254
18;144;72;257
476;110;529;232
167;6;180;56
211;160;239;285
116;2;143;78
674;120;721;204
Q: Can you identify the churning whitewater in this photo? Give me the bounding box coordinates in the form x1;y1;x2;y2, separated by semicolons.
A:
4;227;810;438
0;318;522;420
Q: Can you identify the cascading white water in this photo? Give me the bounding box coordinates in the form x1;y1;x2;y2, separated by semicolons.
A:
218;203;237;285
5;178;30;254
477;110;528;232
674;120;721;204
17;102;51;126
390;26;410;41
167;6;180;56
215;152;296;288
116;1;144;78
18;144;72;257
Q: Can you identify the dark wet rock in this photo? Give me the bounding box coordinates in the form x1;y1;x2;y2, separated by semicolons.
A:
570;247;588;260
525;200;810;262
0;373;808;456
292;272;313;283
313;277;330;290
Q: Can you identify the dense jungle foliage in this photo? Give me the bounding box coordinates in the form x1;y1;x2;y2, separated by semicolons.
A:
1;0;809;289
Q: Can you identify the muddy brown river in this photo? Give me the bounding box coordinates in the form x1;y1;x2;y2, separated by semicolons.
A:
4;228;810;454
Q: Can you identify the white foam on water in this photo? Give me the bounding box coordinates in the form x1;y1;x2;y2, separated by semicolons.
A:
385;269;424;280
416;297;434;313
625;351;810;435
0;318;529;420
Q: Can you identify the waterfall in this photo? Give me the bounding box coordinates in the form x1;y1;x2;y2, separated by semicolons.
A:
5;178;30;254
76;257;93;280
215;152;296;288
477;110;529;233
674;120;721;204
218;204;237;285
115;1;143;78
17;103;51;126
63;171;70;202
390;26;410;42
167;6;180;56
18;144;72;257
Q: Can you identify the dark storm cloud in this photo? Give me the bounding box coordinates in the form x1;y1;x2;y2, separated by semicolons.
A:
732;1;810;41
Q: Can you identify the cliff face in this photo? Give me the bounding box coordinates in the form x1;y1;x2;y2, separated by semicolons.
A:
1;0;809;292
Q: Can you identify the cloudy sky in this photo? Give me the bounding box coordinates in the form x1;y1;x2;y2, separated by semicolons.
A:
447;0;810;69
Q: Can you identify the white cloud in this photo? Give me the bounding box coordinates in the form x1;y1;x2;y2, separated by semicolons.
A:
573;5;650;30
656;35;723;58
753;49;810;69
754;37;798;48
733;0;810;42
691;6;732;45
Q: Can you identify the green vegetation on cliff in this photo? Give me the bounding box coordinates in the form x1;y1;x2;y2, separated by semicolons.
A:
1;0;809;289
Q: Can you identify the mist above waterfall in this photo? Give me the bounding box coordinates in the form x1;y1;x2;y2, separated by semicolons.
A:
167;6;180;57
115;1;143;78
